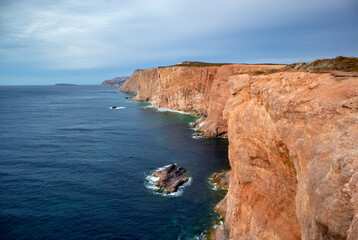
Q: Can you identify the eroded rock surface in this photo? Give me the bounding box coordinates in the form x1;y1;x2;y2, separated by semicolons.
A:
120;63;358;239
120;64;284;137
211;171;230;189
153;164;190;192
220;71;358;240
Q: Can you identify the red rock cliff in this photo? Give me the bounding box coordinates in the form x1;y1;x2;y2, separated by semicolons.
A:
119;64;358;239
120;64;283;137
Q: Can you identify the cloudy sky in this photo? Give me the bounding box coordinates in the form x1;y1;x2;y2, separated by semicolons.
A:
0;0;357;85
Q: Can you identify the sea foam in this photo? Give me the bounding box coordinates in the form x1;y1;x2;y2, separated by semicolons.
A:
192;135;204;139
142;102;191;115
157;107;191;115
144;164;192;197
208;177;219;190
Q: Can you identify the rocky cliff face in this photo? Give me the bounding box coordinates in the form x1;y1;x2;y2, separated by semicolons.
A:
119;63;358;239
101;76;129;87
120;64;283;137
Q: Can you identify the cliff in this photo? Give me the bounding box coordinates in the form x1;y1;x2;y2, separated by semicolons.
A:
101;76;129;87
119;61;358;239
120;64;284;137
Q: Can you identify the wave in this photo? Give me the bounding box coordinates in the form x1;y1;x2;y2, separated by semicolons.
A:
192;210;224;240
212;220;224;229
192;232;207;240
157;107;191;115
208;177;218;190
144;164;192;197
192;134;204;139
212;209;225;228
109;106;126;110
179;232;207;240
142;102;191;115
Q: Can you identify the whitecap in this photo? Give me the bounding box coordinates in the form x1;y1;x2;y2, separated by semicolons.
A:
212;220;224;229
192;134;204;139
208;177;219;190
192;232;207;240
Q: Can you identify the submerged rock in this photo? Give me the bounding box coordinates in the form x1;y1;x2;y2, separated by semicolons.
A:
153;164;190;192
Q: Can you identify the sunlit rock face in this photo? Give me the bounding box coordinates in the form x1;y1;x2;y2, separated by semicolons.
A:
120;64;283;137
221;71;358;239
120;63;358;240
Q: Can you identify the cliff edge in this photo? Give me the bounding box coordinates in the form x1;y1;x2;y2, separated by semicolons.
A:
119;59;358;239
102;76;129;87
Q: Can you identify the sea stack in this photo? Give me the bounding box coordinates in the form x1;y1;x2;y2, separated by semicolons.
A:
153;164;190;192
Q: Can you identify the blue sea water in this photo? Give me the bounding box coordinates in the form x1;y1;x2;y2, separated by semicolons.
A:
0;85;229;240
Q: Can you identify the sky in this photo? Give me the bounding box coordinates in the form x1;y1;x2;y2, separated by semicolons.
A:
0;0;357;85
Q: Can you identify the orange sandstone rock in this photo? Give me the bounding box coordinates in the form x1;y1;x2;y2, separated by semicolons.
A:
120;64;283;137
120;64;358;239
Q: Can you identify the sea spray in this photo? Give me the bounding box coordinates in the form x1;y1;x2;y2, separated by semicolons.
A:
144;164;192;197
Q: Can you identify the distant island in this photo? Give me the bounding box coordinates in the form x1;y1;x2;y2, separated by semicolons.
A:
55;83;77;86
101;76;130;87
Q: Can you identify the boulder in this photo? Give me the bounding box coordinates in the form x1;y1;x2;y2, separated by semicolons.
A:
153;164;190;192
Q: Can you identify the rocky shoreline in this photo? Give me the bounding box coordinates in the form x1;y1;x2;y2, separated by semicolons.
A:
210;171;230;190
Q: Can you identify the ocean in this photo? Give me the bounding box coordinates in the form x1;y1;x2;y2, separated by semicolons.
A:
0;85;229;240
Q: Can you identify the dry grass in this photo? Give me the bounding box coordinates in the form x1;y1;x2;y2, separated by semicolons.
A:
159;61;234;68
285;56;358;72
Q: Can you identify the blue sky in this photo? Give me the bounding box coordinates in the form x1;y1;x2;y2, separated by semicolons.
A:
0;0;357;85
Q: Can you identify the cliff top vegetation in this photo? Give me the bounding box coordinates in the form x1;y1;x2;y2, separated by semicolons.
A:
159;61;233;68
285;56;358;72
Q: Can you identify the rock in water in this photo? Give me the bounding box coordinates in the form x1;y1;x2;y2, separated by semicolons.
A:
211;171;230;189
153;164;189;192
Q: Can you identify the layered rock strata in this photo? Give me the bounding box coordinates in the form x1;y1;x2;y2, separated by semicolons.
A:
120;64;283;137
211;171;230;190
119;63;358;239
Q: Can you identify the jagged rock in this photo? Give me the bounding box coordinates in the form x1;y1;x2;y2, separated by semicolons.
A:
153;164;189;192
211;171;230;189
119;64;283;137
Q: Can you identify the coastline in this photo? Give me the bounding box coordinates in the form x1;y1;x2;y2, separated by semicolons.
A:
119;60;358;239
126;96;231;238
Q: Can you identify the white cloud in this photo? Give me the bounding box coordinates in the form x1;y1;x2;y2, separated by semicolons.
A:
0;0;355;69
